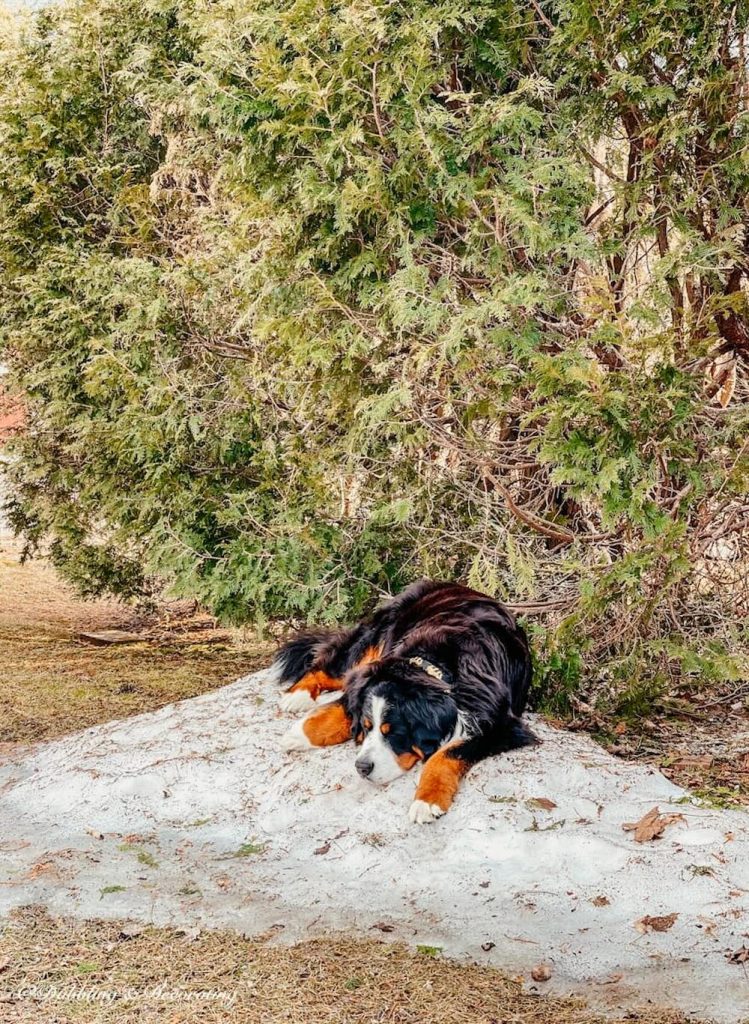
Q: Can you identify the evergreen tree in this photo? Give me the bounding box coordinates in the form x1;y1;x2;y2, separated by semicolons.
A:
1;0;747;710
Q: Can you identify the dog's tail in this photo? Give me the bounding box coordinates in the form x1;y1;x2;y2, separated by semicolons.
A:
273;630;337;686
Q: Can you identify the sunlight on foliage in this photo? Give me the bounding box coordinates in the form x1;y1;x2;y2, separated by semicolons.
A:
0;0;747;709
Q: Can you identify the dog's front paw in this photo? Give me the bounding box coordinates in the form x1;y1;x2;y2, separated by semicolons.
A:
408;799;445;825
280;720;313;753
279;689;316;714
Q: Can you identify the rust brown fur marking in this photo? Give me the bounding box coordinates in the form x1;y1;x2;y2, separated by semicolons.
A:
357;645;383;667
397;752;420;771
288;670;343;701
413;745;468;812
301;702;352;747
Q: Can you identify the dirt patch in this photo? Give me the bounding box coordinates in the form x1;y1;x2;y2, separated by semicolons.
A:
557;689;749;810
0;539;274;744
586;700;749;811
0;906;693;1024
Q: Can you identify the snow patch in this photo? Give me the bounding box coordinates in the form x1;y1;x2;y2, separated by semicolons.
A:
0;668;748;1021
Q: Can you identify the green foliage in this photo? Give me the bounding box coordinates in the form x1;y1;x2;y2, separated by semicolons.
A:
1;0;747;709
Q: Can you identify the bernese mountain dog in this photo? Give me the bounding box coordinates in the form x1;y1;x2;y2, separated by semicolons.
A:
275;579;536;823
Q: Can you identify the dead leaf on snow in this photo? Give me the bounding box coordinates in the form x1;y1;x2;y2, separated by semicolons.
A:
634;913;679;934
314;842;331;856
526;798;557;812
531;963;552;982
622;806;684;843
727;945;749;965
372;922;395;933
591;895;610;907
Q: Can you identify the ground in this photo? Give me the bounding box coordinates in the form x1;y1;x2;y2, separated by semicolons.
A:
1;537;747;1024
0;538;274;746
2;533;745;803
0;908;690;1024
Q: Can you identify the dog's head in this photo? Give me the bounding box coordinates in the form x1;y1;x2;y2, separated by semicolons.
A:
344;658;458;784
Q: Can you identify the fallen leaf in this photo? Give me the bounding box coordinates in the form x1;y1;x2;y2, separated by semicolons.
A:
531;963;552;982
526;797;557;812
696;917;718;937
372;922;394;933
481;941;495;952
591;895;610;907
314;842;331;856
727;946;749;965
622;806;684;843
717;360;737;408
25;860;59;880
601;972;624;985
634;913;678;934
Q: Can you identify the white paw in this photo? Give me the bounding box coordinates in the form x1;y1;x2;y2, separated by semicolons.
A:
280;720;312;752
279;689;316;713
408;799;446;825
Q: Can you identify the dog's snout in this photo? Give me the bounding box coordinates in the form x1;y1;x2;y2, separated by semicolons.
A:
356;758;374;778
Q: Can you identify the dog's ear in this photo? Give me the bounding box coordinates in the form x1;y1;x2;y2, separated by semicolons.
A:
343;665;376;734
409;689;458;760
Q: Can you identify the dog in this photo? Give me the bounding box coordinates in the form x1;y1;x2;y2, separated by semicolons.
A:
275;579;536;823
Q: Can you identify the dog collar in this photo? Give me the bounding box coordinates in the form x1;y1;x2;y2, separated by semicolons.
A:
407;656;447;683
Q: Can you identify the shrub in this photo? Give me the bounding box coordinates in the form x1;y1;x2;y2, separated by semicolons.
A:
1;0;747;709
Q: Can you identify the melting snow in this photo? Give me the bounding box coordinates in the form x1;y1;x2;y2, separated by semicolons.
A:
1;666;748;1021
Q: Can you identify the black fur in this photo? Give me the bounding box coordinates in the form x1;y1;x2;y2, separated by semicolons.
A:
274;629;340;686
276;580;537;793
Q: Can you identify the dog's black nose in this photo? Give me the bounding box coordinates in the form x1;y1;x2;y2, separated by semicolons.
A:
356;758;374;778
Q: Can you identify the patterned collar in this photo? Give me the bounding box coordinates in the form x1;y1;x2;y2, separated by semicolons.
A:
407;655;447;683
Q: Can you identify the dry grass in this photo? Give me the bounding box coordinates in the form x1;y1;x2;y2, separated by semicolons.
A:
0;907;695;1024
0;540;274;745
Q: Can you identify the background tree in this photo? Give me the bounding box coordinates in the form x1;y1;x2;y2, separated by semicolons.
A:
1;0;747;713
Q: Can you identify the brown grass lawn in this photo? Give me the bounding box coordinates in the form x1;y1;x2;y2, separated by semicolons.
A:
0;538;274;746
0;907;693;1024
